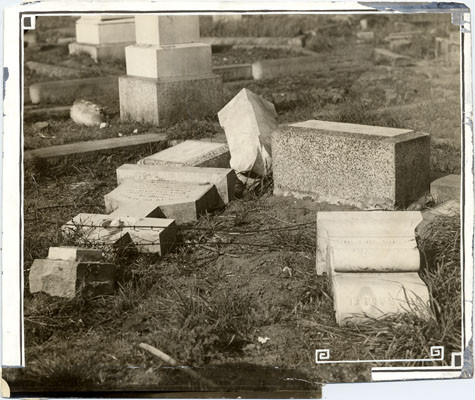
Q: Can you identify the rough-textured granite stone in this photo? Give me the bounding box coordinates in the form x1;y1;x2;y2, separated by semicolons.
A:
29;259;115;299
119;74;223;126
273;120;430;209
430;174;461;204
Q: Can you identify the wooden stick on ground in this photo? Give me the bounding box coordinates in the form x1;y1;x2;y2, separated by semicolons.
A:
139;343;219;388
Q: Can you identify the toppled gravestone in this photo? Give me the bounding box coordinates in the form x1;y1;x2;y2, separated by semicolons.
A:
218;88;278;181
430;174;461;204
29;246;115;298
70;99;105;126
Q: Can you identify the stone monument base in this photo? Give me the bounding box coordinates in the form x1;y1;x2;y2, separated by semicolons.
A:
118;74;223;126
69;41;133;62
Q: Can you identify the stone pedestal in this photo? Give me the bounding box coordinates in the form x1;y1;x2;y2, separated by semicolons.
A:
69;15;135;62
119;15;223;126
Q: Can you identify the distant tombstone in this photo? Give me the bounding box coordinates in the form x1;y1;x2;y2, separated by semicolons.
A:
68;15;135;62
119;15;223;126
138;140;230;169
47;246;102;261
316;211;430;325
104;179;221;224
273;120;430;209
116;163;236;206
430;174;460;204
62;213;176;255
218;88;278;179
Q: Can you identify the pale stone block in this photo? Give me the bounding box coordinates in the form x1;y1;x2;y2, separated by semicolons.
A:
316;211;422;275
135;15;200;45
356;31;374;41
332;272;430;325
118;74;223;126
104;179;221;224
430;174;461;204
76;17;135;45
69;42;129;62
116;163;235;205
374;48;413;67
62;213;176;255
125;43;212;79
47;246;102;261
218;88;278;178
29;259;115;299
138;140;230;168
273;120;430;209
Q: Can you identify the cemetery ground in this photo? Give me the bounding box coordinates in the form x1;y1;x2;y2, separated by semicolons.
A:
8;13;463;392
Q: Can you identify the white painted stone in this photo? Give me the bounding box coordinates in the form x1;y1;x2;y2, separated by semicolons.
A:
116;164;235;205
104;179;220;224
332;272;430;325
138;140;230;168
47;246;102;261
135;15;200;45
125;43;212;79
76;17;135;45
218;88;278;178
62;213;176;255
316;211;422;275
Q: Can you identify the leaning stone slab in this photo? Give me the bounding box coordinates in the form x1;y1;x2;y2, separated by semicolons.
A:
29;259;115;299
48;246;102;261
62;213;176;255
430;174;460;204
252;56;320;80
29;76;118;105
273;120;430;209
104;179;220;224
138;140;230;168
373;48;413;67
332;272;430;325
316;211;422;275
218;88;277;178
116;164;235;205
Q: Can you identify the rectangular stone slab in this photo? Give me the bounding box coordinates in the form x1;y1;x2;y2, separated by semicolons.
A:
316;211;422;275
75;17;135;45
332;272;430;325
135;15;200;46
430;174;461;204
62;213;176;255
47;246;103;261
273;120;430;210
104;179;220;224
29;259;115;299
138;140;230;168
116;164;235;205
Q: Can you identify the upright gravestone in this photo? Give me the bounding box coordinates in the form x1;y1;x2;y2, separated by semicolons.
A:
316;211;430;325
119;15;223;126
69;15;136;62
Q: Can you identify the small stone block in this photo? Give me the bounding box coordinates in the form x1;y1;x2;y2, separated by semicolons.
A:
273;120;430;209
332;272;430;325
116;163;235;205
47;246;103;261
430;174;461;204
135;15;200;46
104;179;220;224
75;17;135;45
29;259;115;299
374;48;413;67
138;140;230;168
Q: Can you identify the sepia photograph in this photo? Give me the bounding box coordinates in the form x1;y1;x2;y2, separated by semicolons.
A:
0;1;473;398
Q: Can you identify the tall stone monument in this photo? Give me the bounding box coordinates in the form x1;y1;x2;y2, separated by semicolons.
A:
119;15;223;126
69;15;136;62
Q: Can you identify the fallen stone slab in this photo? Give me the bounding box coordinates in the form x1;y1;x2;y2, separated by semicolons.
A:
62;213;176;255
24;133;167;161
332;272;430;325
430;174;461;204
25;61;87;79
47;246;103;261
316;211;423;275
70;99;105;126
252;56;320;80
29;76;118;104
385;31;423;42
116;164;236;205
24;105;71;122
104;179;221;224
202;36;304;48
138;140;230;168
273;120;430;210
218;88;277;179
356;31;374;41
29;259;115;299
212;64;252;82
373;48;413;67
